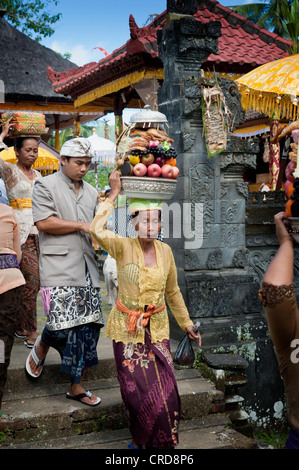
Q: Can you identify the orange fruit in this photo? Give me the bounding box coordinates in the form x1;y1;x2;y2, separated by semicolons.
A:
166;157;176;166
287;183;295;198
286;199;293;217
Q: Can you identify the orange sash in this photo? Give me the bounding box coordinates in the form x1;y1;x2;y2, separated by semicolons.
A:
116;298;166;333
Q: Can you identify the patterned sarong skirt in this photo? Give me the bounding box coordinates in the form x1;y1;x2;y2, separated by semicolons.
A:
40;271;103;384
19;234;40;332
113;328;180;448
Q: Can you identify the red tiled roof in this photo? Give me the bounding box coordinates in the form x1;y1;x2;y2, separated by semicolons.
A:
48;0;292;98
198;1;291;71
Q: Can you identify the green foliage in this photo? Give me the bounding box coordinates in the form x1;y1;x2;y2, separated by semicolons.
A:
1;0;61;41
83;167;111;191
56;51;72;60
48;128;71;148
280;0;299;53
48;126;93;149
231;3;267;25
254;429;288;449
48;122;116;149
231;0;294;38
48;121;116;192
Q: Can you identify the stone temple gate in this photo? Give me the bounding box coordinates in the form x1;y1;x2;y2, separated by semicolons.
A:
157;0;292;429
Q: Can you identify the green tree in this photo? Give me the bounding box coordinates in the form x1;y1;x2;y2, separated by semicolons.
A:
231;0;293;37
280;0;299;53
56;51;72;60
83;167;111;191
0;0;61;41
48;128;72;149
48;125;94;149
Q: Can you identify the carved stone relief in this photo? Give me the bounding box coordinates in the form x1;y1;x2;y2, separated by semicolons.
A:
236;182;249;199
246;233;278;247
247;249;276;283
206;249;223;269
167;0;198;14
220;200;241;223
220;152;256;180
221;224;239;247
184;250;200;270
218;78;246;131
233;248;249;268
189;163;215;240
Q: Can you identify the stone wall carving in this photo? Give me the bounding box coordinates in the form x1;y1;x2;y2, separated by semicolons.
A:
206;248;223;269
233;247;249;268
186;274;260;317
218;78;245;131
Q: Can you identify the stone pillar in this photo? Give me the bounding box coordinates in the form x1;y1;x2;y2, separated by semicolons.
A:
157;3;258;331
157;1;287;428
157;3;221;304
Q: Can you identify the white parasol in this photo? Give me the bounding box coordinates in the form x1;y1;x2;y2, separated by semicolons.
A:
87;129;116;191
87;130;116;165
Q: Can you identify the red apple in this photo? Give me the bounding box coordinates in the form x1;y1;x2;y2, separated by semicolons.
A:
141;153;155;166
155;156;166;167
171;166;180;179
147;163;162;177
161;164;173;179
133;162;147;176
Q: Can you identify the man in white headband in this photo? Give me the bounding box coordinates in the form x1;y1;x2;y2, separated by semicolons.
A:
59;137;93;159
26;137;104;407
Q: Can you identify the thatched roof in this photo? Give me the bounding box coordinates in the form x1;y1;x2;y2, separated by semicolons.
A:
0;15;77;102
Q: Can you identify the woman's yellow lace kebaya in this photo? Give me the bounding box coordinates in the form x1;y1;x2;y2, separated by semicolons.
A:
89;198;194;345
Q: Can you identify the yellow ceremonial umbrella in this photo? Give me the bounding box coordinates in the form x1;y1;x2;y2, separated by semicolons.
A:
236;54;299;190
236;54;299;121
1;146;60;174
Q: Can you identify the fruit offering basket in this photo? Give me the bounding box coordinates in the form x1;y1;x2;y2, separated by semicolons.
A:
1;111;46;137
116;106;179;199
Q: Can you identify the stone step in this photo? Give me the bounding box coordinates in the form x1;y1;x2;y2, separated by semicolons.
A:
0;366;224;446
0;415;258;450
225;375;248;388
5;339;117;394
225;394;244;411
0;291;258;450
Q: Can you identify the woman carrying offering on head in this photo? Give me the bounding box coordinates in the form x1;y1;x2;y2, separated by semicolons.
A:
0;118;41;347
89;168;201;449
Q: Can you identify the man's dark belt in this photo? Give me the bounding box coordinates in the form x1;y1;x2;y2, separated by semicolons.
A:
0;254;20;269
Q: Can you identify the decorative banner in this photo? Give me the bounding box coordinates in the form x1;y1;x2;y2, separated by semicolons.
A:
269;119;280;190
92;47;109;57
201;84;230;158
